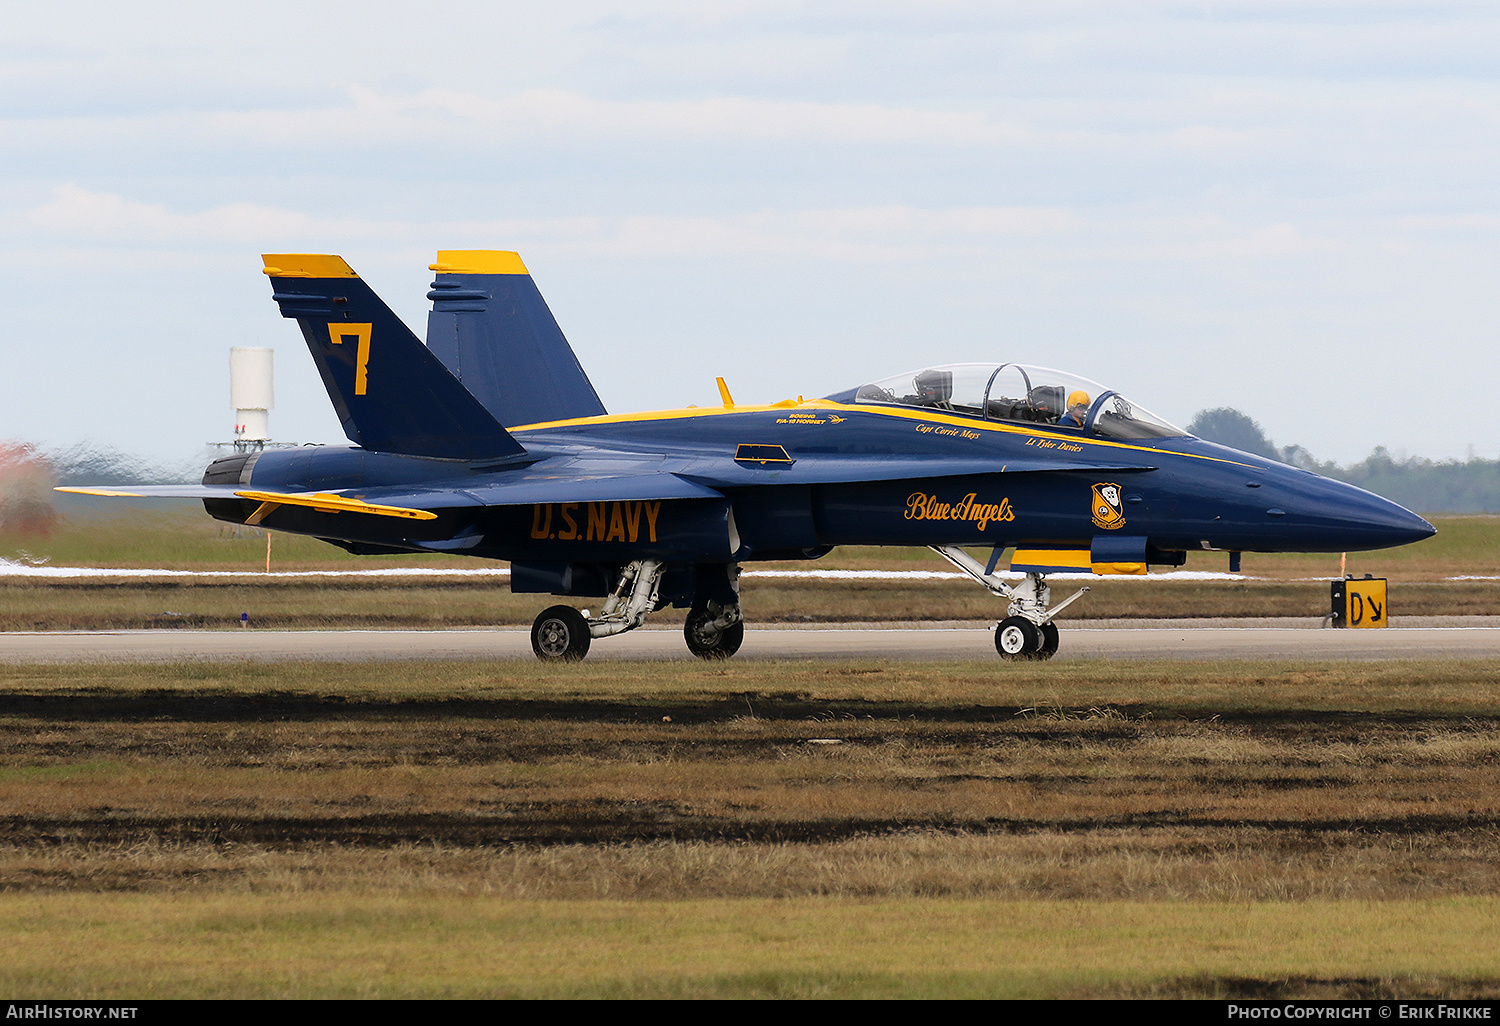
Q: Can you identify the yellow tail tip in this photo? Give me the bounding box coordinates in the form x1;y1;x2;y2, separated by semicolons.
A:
429;250;529;274
261;254;358;278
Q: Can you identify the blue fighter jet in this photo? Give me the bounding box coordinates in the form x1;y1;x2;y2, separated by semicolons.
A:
62;251;1435;661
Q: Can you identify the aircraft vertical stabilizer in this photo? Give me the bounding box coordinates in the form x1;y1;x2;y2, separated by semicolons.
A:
425;250;607;427
262;254;527;461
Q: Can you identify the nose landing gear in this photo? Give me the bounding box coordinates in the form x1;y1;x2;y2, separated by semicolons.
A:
931;545;1086;661
995;616;1061;660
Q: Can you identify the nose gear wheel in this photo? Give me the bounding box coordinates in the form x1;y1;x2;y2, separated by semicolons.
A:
995;616;1040;659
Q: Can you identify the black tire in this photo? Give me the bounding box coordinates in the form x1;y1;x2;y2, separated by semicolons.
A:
684;609;744;660
995;616;1040;660
1036;621;1059;661
531;605;591;662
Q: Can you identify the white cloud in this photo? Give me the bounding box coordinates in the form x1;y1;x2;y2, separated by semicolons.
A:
26;186;323;243
26;183;1428;281
29;186;1355;265
1114;222;1346;260
1;87;1026;152
21;186;1076;261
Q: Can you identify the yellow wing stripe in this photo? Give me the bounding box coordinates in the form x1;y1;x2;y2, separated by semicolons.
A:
54;486;154;497
57;486;436;521
429;250;529;275
233;491;437;520
261;254;359;278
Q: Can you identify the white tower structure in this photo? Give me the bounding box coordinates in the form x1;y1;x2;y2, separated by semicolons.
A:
230;347;274;445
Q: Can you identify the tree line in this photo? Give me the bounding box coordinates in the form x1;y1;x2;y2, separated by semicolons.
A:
1187;409;1500;514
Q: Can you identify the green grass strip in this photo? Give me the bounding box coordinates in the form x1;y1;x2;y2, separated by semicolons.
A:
1;895;1497;999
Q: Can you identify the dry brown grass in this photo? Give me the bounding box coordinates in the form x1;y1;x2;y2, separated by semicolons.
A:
4;659;1500;905
5;658;1500;998
7;825;1500;905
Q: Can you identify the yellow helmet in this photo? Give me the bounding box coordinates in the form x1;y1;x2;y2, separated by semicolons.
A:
1068;390;1091;410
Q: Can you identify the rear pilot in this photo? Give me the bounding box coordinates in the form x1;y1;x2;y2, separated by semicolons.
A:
1058;390;1091;428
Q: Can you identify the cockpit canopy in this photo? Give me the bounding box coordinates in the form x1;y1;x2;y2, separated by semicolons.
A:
829;363;1186;441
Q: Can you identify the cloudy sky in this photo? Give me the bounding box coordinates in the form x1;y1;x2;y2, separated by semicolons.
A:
1;1;1497;468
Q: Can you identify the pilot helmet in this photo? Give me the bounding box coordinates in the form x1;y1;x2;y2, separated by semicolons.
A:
913;368;953;404
1068;389;1091;411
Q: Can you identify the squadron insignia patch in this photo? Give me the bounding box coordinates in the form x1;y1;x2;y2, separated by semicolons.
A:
1092;482;1125;530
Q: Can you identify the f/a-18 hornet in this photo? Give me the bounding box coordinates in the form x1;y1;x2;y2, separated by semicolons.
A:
63;251;1435;661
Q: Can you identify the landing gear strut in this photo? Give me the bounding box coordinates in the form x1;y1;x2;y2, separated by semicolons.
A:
930;545;1087;661
530;560;745;662
684;563;743;660
530;558;666;662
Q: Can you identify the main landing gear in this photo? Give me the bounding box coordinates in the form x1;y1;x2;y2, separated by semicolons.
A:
930;545;1088;661
684;605;744;659
530;560;743;662
531;605;591;661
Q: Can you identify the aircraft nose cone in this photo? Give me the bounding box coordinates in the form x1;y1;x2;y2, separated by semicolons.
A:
1328;483;1435;551
1385;504;1436;547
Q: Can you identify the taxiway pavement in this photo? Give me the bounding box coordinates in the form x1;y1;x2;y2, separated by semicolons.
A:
2;619;1499;662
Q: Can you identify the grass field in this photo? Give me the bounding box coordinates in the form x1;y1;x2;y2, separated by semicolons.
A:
4;658;1500;998
1;505;1496;629
6;895;1498;998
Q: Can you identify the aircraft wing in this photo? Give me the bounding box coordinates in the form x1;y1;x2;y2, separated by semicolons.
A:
60;453;1142;511
62;468;724;514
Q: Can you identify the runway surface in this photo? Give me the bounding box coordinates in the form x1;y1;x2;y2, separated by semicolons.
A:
3;619;1500;662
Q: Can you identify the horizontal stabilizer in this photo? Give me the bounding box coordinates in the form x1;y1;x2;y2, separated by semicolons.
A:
59;464;722;512
426;250;606;427
264;254;528;461
58;483;440;523
233;490;438;524
57;484;246;499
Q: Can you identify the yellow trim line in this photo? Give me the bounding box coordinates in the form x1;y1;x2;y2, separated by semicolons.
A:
511;400;1253;468
1011;548;1148;576
233;491;437;520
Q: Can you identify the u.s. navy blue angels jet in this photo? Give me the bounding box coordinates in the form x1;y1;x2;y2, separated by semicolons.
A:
62;250;1435;661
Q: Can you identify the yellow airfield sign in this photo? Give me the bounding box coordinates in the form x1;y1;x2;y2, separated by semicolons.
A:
1330;577;1388;628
